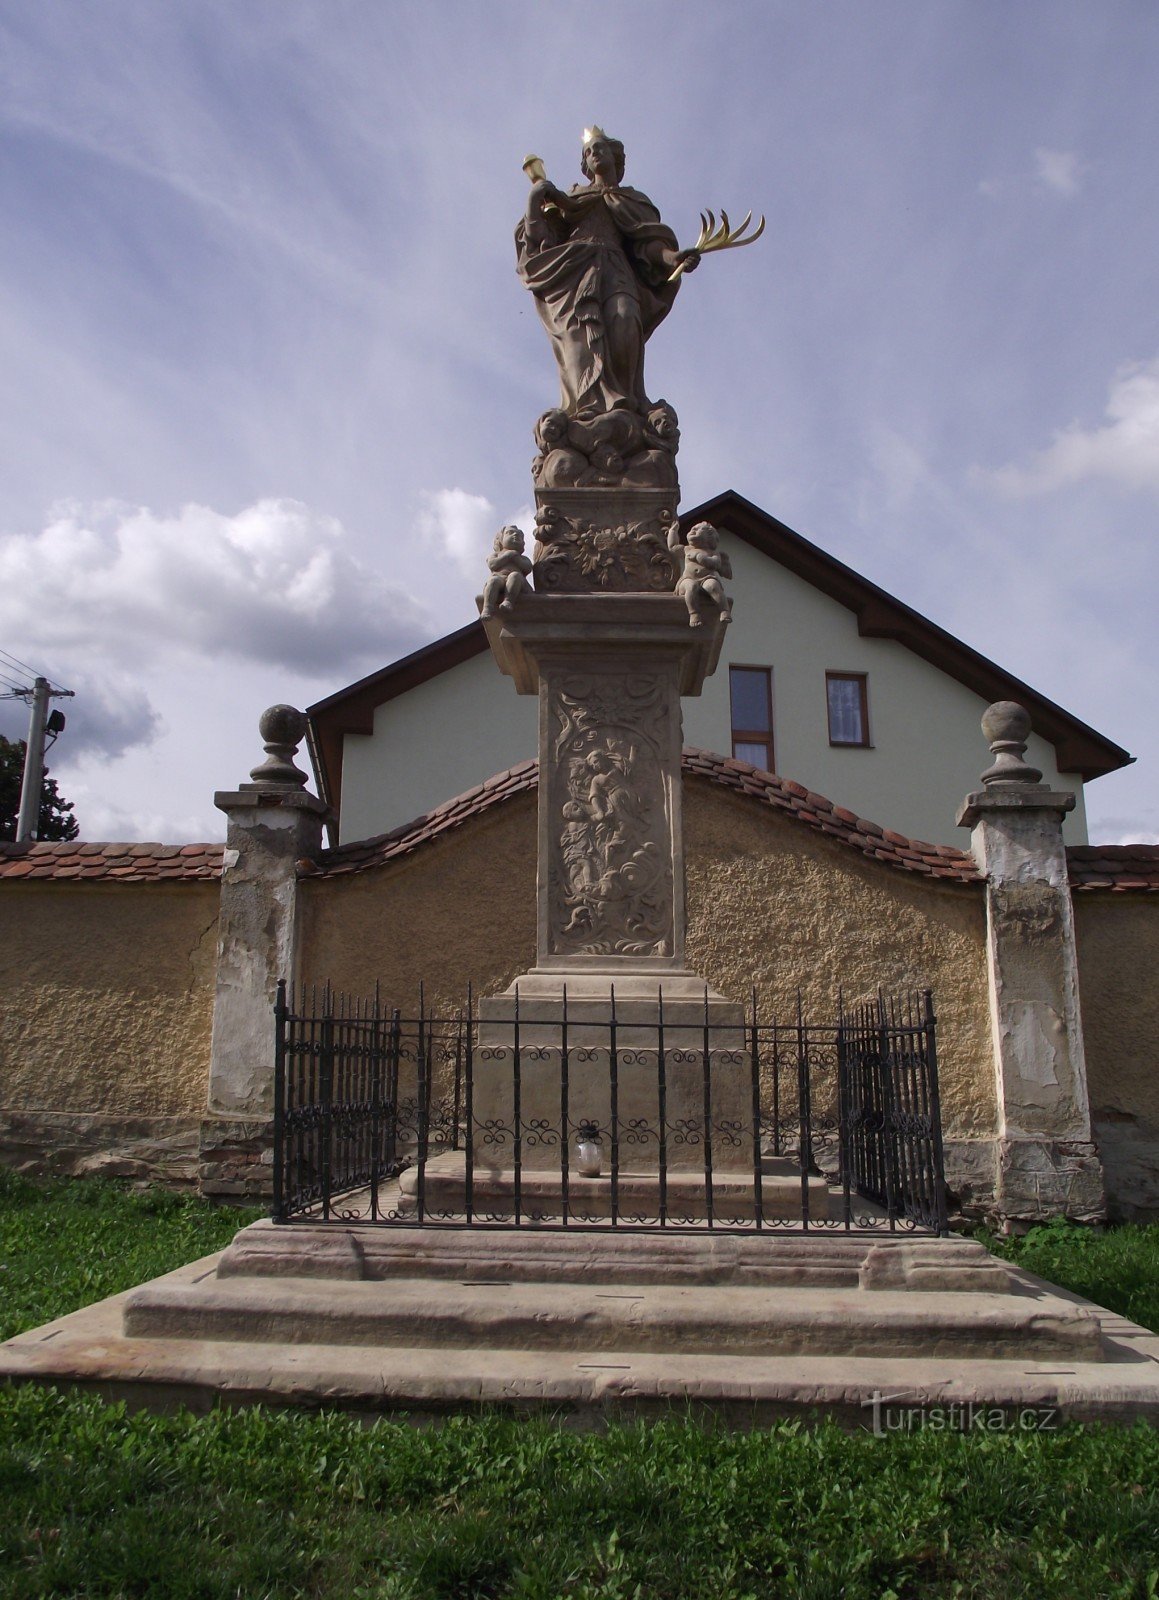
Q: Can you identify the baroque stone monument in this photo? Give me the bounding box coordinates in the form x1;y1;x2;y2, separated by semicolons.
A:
465;128;765;1184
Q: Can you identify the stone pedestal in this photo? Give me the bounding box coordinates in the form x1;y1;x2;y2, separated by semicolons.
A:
478;589;741;1177
958;704;1105;1226
482;592;725;978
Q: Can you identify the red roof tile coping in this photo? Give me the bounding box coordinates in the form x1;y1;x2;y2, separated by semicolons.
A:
0;841;224;882
1068;844;1159;892
311;750;982;885
2;779;1155;891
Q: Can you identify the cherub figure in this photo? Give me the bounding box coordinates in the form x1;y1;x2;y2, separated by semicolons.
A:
667;519;732;627
481;525;533;619
532;408;588;487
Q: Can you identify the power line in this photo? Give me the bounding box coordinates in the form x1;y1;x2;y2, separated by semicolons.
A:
0;650;72;698
0;646;45;681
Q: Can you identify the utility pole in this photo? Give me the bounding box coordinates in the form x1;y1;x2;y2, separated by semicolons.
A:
16;678;51;842
14;676;75;842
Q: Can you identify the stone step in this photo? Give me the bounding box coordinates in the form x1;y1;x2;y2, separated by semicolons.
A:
123;1273;1104;1362
217;1221;1015;1295
8;1251;1156;1425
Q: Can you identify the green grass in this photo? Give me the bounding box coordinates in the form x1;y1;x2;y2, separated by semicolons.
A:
0;1167;263;1343
1;1389;1157;1598
979;1217;1159;1334
1;1174;1158;1598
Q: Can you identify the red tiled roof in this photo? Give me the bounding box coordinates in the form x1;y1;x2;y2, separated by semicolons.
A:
2;772;1155;893
681;750;980;883
309;750;982;884
0;841;224;882
307;760;539;877
1067;844;1159;892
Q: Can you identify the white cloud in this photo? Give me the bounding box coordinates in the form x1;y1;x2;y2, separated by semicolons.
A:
979;147;1089;201
981;357;1159;498
0;497;429;677
1033;147;1087;197
417;488;498;577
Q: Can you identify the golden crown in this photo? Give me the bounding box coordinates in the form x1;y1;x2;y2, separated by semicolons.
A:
582;125;611;147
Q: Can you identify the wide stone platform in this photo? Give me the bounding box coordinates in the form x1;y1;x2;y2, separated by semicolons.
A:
3;1222;1159;1426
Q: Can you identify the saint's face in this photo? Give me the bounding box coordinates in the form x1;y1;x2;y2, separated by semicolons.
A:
584;139;616;182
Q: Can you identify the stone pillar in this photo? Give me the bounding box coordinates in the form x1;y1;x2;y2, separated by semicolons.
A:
200;706;329;1199
957;702;1105;1227
483;592;726;991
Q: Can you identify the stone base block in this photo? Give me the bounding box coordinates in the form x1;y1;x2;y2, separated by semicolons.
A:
468;1043;753;1173
119;1259;1102;1364
478;971;743;1048
0;1110;200;1188
217;1219;864;1287
9;1225;1158;1424
198;1116;274;1201
994;1137;1106;1228
397;1151;829;1224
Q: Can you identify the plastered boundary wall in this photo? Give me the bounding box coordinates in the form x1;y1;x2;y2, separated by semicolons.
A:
298;780;1000;1214
0;881;218;1184
1;782;1155;1218
1075;895;1159;1221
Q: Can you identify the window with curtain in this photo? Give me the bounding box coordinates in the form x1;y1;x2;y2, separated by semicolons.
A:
826;672;870;746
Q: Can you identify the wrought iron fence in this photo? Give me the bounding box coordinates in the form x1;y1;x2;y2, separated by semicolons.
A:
272;982;948;1234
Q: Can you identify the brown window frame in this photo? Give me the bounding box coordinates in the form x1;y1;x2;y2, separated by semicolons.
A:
730;664;775;774
826;671;871;748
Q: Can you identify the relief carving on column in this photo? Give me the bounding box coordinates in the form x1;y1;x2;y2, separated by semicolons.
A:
548;673;674;957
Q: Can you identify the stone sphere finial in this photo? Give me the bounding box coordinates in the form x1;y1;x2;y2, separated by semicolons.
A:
250;704;309;788
979;700;1043;786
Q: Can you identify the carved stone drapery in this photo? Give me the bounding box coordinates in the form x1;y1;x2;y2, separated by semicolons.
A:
547;672;675;957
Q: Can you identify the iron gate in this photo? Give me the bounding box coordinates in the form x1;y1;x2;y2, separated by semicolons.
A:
272;983;947;1234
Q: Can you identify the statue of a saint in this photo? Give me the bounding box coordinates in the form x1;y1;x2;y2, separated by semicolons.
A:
516;129;700;420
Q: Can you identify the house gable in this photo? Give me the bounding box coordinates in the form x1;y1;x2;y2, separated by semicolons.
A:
308;491;1131;845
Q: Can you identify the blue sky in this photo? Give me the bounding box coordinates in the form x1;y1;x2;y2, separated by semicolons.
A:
0;1;1156;842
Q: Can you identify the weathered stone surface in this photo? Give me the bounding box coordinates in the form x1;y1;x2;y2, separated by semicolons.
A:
0;1111;200;1187
6;1232;1158;1424
941;1138;999;1218
959;723;1106;1225
210;789;328;1117
219;1220;862;1287
121;1273;1102;1362
995;1137;1106;1227
859;1238;1014;1294
198;1116;274;1201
